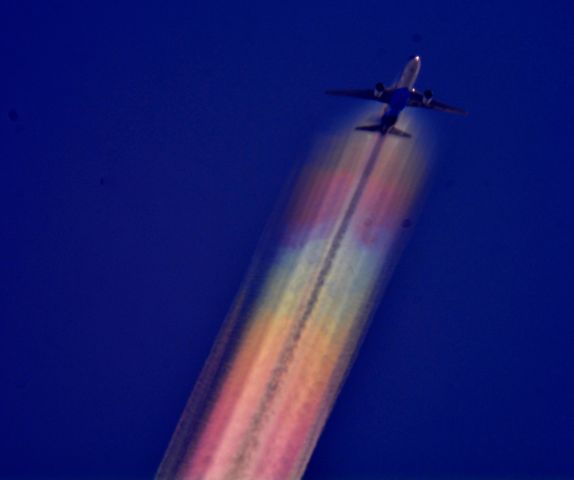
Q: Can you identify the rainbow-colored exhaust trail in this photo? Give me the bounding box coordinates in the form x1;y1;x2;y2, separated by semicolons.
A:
157;108;431;480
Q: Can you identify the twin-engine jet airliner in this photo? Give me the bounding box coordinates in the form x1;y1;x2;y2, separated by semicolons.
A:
326;55;467;137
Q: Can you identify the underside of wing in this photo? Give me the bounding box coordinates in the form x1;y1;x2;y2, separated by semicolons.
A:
325;88;393;103
408;90;468;115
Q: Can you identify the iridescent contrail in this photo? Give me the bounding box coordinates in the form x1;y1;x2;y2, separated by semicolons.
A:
157;107;431;480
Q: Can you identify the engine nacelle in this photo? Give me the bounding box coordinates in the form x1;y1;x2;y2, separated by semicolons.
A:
423;89;433;105
374;82;385;98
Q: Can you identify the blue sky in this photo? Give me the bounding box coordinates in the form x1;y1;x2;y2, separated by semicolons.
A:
1;1;573;477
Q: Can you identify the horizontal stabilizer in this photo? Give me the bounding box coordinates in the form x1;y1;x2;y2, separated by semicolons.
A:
355;125;411;138
355;124;381;132
388;126;412;138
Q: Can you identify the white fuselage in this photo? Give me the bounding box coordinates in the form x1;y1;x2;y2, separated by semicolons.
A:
396;55;421;89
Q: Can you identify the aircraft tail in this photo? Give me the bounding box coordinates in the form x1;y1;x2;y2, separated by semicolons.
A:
355;125;411;138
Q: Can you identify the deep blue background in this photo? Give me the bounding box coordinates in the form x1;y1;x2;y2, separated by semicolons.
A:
1;1;573;478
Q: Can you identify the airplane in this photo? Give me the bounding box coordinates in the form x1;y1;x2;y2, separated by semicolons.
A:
326;55;467;137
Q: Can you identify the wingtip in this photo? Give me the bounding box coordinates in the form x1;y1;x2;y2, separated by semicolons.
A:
451;108;469;116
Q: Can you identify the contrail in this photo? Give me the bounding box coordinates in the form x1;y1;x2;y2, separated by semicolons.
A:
227;135;385;478
156;108;431;480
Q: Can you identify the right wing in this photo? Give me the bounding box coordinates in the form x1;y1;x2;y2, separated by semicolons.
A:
408;90;468;115
325;88;394;103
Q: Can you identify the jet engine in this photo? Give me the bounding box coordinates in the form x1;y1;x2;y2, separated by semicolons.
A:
374;82;385;98
423;89;433;105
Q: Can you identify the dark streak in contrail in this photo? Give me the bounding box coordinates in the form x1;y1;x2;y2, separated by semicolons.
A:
228;135;385;479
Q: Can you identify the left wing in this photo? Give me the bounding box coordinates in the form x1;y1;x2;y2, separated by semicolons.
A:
408;90;468;115
325;88;394;103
